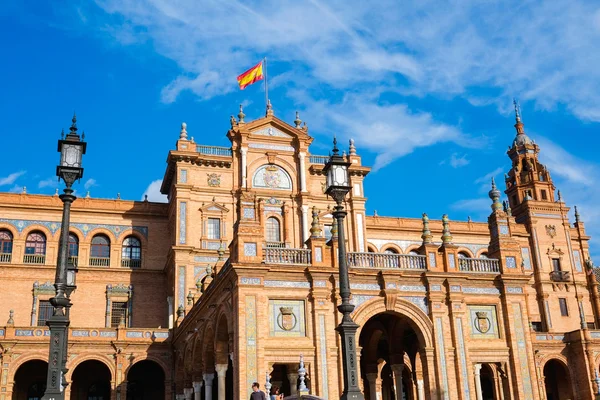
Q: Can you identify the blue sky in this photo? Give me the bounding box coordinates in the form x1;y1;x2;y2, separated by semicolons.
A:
1;1;599;259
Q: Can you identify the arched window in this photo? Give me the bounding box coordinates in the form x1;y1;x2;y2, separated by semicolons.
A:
408;250;420;255
479;252;489;259
458;252;470;259
122;236;142;268
24;232;46;264
383;248;398;254
265;217;281;244
0;230;13;263
68;233;79;266
91;234;111;267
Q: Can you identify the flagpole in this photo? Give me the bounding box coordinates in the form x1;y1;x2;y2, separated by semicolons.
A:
264;57;269;108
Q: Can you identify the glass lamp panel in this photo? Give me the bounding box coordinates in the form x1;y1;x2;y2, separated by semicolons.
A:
67;269;75;286
326;166;334;190
61;143;82;168
333;165;348;186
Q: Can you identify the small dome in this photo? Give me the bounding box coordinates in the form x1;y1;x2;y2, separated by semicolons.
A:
514;133;533;147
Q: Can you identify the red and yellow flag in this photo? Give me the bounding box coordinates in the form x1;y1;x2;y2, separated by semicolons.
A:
237;60;264;90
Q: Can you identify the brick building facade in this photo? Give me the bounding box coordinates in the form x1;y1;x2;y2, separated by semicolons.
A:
0;105;598;400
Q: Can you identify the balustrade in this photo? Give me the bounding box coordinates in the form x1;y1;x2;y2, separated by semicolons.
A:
347;252;427;270
68;256;78;267
196;145;233;157
90;257;110;267
23;254;45;265
0;253;11;263
264;247;311;265
308;155;329;164
458;257;500;273
121;259;141;268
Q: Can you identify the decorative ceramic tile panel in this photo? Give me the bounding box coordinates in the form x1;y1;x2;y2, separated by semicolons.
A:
521;247;532;270
0;218;148;239
0;329;4;337
448;254;456;269
590;332;600;339
450;285;462;292
574;250;583;272
249;143;295;152
194;256;219;263
72;330;90;337
533;213;562;219
180;169;187;183
499;225;509;235
513;303;534;399
100;331;117;338
401;296;429;314
16;330;33;336
315;247;322;262
468;305;499;338
179;202;187;244
506;287;524;294
244;242;257;256
351;295;374;308
313;280;327;287
350;283;379;291
319;314;329;397
245;296;258;397
386;283;397;289
252;164;292;190
428;252;437;267
264;280;310;288
455;318;471;399
263;206;282;214
178;266;185;309
462;287;500;295
269;300;306;337
544;300;552;328
505;256;517;269
435;318;450;400
240;277;261;285
399;285;427;292
243;208;256;219
126;331;143;338
430;285;442;291
153;331;169;339
356;214;365;252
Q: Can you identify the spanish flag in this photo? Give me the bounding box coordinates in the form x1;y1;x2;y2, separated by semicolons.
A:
237;60;264;90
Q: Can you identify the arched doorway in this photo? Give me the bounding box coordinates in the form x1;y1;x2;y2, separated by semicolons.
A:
359;312;426;400
126;360;165;400
71;360;111;400
480;364;495;400
13;360;48;400
543;359;573;400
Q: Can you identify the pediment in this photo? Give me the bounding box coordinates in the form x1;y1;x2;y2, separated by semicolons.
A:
199;202;229;213
251;126;292;139
239;116;313;145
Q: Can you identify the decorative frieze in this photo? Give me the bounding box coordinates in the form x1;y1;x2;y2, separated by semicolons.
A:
401;296;428;314
350;283;380;291
0;218;148;239
462;287;500;295
264;280;310;289
506;287;523;294
240;277;261;285
399;284;427;292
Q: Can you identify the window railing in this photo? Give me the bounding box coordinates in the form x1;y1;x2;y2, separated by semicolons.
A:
550;270;570;282
196;145;233;157
347;252;427;270
68;256;78;267
458;257;500;273
265;242;287;248
23;254;45;264
0;253;11;263
90;257;110;267
121;258;141;268
309;155;329;164
264;247;311;265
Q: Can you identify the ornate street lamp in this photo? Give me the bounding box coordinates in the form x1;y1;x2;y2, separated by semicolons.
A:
43;114;86;400
323;137;364;400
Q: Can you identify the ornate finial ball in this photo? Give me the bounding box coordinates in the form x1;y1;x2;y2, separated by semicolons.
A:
422;213;429;221
182;122;187;130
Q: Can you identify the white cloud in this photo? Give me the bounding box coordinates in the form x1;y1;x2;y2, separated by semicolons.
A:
450;198;490;218
38;177;59;189
84;178;98;190
449;153;470;168
141;179;168;203
8;184;24;193
0;171;26;186
474;167;504;185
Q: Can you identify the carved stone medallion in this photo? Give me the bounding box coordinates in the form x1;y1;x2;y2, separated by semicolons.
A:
475;311;491;334
277;306;297;331
545;225;557;238
207;173;221;187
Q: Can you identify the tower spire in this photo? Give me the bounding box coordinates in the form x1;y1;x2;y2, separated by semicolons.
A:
513;99;525;135
489;177;502;211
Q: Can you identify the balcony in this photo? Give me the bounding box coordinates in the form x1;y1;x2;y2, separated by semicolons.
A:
264;247;311;265
347;252;427;270
550;270;570;282
309;155;329;164
23;254;45;265
196;145;232;157
121;258;141;268
90;257;110;267
0;253;11;263
265;242;287;248
458;257;500;273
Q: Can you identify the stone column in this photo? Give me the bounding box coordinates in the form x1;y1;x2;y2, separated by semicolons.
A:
183;387;193;400
192;381;203;400
204;373;215;400
474;364;483;400
215;364;228;400
391;364;404;400
241;147;248;188
301;205;309;244
366;373;379;400
298;152;307;192
416;379;425;400
288;371;298;396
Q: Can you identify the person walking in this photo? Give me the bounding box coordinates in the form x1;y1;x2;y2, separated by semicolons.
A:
250;382;266;400
270;386;284;400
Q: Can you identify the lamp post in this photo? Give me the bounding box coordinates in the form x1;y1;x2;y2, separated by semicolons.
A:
323;137;364;400
43;114;86;400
